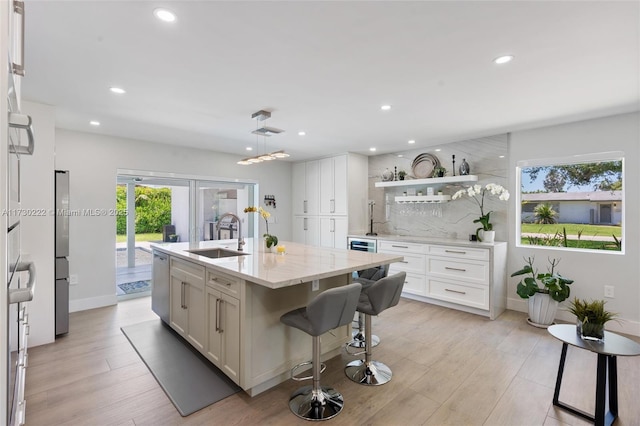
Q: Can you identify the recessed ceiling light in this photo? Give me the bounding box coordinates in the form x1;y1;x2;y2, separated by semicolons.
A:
493;55;514;65
109;87;126;94
499;155;505;158
246;147;253;151
397;154;403;158
380;105;392;111
298;131;306;136
89;120;100;126
408;140;415;144
435;148;441;152
153;8;176;23
369;147;377;152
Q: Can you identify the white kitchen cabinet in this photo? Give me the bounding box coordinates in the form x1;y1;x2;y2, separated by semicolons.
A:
320;154;347;215
205;269;241;385
319;216;348;249
378;239;506;319
293;216;319;246
169;258;205;352
292;160;319;215
293;153;368;248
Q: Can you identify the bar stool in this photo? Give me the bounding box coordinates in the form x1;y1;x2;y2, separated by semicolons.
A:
345;271;406;386
280;282;362;421
350;265;388;349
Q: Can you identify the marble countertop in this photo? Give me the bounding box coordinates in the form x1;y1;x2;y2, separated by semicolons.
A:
151;238;403;289
348;233;506;249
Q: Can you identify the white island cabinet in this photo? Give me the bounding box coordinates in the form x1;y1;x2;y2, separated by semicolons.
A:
151;239;402;396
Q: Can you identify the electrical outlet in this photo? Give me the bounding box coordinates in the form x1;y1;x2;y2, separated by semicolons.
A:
604;285;614;298
311;279;319;291
70;274;78;285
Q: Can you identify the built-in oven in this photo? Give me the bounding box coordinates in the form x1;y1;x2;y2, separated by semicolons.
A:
347;236;377;253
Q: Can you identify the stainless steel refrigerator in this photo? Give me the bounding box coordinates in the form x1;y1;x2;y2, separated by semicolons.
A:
55;170;70;335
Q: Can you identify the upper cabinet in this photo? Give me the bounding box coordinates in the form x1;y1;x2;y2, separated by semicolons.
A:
319;155;348;215
292;160;319;215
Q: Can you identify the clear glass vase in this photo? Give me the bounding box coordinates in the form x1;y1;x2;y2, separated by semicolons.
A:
578;319;605;342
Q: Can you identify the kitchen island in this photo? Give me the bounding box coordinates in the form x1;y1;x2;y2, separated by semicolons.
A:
150;238;402;396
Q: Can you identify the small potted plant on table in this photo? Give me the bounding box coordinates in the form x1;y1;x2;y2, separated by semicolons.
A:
512;256;574;328
567;298;618;342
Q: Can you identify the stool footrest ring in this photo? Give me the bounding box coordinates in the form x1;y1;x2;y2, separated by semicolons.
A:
291;360;326;382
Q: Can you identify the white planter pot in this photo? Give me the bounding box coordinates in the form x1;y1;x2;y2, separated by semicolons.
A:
527;293;558;328
479;230;495;243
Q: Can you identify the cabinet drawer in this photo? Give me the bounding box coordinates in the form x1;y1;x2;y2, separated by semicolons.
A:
428;278;489;310
379;240;427;254
207;269;242;298
391;271;426;297
386;252;425;275
427;258;489;284
170;258;205;287
427;245;489;261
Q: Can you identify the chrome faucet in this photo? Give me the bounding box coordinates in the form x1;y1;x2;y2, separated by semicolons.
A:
217;212;245;251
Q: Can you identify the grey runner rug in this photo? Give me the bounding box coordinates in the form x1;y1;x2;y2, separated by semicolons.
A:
121;319;241;416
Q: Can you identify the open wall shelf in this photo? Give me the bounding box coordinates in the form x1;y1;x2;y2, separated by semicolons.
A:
375;175;478;188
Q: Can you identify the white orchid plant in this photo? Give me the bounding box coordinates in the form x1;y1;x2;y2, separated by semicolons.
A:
452;183;510;241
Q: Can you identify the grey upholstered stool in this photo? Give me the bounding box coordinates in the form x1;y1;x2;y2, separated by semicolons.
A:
280;282;362;421
350;264;389;349
345;271;406;386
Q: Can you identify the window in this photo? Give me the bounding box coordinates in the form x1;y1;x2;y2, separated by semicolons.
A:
516;152;623;253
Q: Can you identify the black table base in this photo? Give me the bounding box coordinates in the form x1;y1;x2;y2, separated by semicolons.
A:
553;342;618;426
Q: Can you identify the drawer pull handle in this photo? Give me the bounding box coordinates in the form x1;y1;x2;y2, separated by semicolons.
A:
445;267;466;272
445;250;466;254
445;288;467;295
391;245;409;249
400;260;409;263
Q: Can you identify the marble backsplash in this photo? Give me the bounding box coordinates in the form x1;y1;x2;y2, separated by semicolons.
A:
367;134;509;242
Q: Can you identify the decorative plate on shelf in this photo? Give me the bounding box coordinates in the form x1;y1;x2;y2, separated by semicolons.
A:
411;153;440;178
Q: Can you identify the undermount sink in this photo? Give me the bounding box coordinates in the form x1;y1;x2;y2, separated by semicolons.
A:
187;248;249;259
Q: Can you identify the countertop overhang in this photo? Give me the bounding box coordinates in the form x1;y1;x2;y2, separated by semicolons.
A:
151;239;403;289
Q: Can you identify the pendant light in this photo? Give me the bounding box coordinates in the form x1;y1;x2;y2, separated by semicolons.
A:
237;110;289;165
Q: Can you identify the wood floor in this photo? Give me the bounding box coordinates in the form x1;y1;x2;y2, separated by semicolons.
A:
25;297;640;425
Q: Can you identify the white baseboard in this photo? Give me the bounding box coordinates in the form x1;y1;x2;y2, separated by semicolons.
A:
69;293;118;313
506;297;640;337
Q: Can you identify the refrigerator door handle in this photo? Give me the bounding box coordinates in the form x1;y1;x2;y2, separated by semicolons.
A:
9;261;36;304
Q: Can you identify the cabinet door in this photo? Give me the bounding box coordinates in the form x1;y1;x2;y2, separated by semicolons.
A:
220;293;241;384
319;157;334;215
305;160;319;215
320;217;348;249
292;162;306;215
294;216;320;246
206;287;222;366
332;155;348;215
319;155;348;215
186;278;205;352
169;275;188;336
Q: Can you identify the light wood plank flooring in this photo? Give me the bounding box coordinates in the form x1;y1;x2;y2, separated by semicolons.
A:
25;297;640;425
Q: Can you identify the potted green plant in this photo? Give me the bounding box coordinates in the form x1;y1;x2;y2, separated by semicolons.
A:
397;170;407;180
432;166;446;178
567;298;618;342
511;256;574;327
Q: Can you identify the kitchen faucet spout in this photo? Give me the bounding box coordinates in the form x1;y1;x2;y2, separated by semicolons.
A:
216;212;245;251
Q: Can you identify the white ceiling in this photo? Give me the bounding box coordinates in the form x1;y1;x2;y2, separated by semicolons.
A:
23;1;639;161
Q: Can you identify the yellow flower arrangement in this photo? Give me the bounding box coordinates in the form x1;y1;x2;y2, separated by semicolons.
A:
244;206;278;248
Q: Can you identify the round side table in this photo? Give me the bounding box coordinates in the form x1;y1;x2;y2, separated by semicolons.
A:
548;324;640;426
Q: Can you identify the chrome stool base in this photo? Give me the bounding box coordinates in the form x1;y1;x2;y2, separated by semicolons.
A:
349;330;380;348
289;385;345;421
345;360;392;386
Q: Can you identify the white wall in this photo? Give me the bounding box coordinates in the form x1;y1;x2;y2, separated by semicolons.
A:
53;128;292;316
20;101;56;346
508;112;640;335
